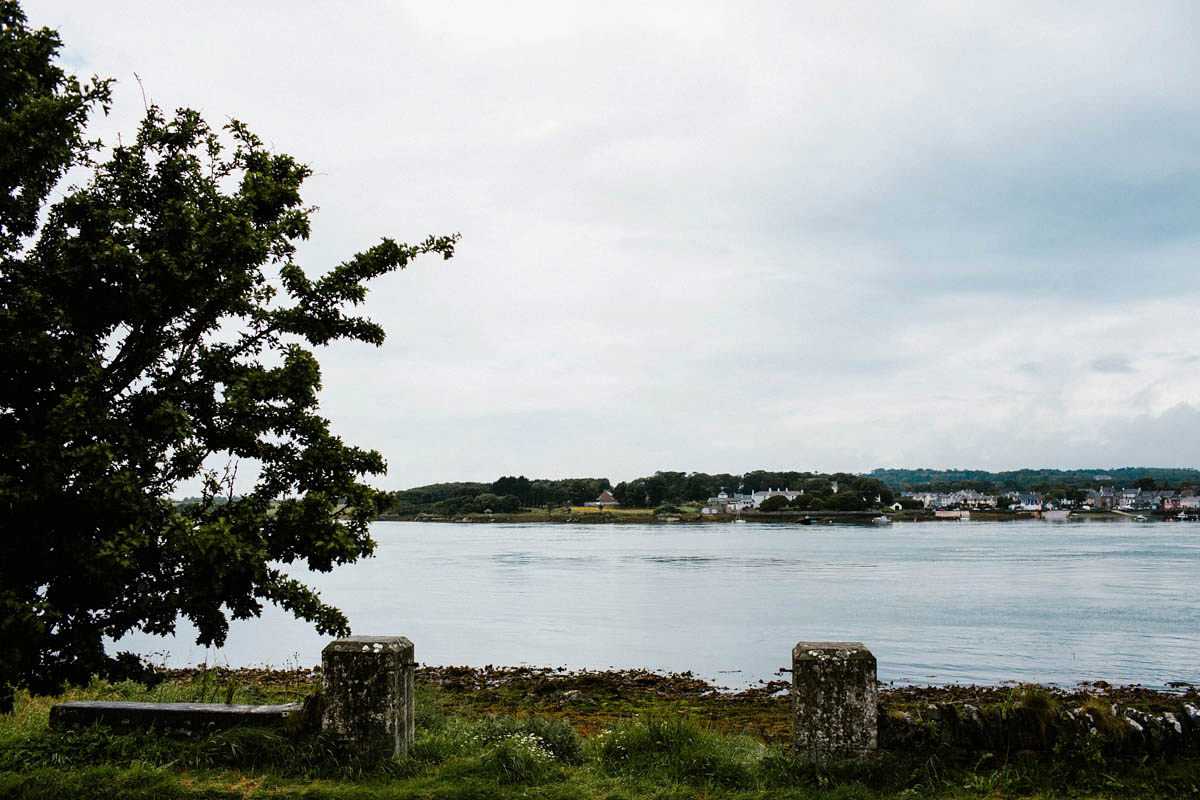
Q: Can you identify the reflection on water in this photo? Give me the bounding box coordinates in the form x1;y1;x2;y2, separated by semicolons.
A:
117;519;1200;688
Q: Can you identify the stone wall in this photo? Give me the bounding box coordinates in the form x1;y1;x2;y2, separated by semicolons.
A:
881;701;1200;756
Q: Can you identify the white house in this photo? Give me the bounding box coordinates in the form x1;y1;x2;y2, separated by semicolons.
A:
750;488;803;508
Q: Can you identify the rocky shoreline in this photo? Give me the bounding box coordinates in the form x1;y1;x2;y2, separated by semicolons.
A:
421;665;1200;757
155;664;1200;756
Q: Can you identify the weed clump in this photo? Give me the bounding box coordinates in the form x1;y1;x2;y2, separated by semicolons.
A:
1016;684;1060;716
468;715;584;765
477;733;557;783
417;714;582;785
588;716;762;788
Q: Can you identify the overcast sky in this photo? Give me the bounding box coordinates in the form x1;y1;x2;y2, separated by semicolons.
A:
27;0;1200;490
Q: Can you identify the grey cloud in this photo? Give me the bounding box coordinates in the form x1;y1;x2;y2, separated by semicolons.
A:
1091;355;1135;374
1069;403;1200;468
31;0;1200;490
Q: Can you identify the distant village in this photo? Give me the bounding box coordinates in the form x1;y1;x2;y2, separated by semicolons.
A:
386;468;1200;517
679;484;1200;515
901;486;1200;512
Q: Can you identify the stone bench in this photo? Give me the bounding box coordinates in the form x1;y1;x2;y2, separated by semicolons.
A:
48;634;415;758
49;700;301;734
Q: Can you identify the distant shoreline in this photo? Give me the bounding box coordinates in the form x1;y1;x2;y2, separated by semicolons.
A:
375;509;1134;524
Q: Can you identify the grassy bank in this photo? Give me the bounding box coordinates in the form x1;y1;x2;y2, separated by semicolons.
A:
2;667;1197;799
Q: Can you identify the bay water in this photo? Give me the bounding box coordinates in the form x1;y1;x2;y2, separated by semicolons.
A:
120;518;1200;689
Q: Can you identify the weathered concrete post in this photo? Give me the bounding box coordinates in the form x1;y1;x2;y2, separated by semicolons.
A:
322;636;415;758
791;641;877;761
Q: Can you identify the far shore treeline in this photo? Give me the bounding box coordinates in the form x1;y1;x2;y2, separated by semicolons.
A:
381;466;1200;515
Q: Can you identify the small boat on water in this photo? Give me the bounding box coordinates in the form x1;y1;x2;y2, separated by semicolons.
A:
872;515;892;525
1039;509;1071;521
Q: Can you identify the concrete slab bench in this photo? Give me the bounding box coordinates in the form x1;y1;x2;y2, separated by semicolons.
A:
49;701;301;734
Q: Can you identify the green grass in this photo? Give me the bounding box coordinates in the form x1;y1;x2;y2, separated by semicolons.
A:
1;674;1198;799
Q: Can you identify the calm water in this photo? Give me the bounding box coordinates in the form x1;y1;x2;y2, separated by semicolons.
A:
119;519;1200;689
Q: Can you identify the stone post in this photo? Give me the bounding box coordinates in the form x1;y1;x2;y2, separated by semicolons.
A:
791;641;877;761
321;636;415;758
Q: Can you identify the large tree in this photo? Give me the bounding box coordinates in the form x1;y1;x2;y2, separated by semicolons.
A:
0;1;456;711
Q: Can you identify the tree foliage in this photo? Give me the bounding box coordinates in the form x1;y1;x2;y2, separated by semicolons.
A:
0;1;110;253
388;476;612;514
0;3;457;711
757;495;789;513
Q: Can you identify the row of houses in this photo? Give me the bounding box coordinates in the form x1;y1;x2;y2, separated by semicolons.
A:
903;489;1005;510
902;489;1059;511
700;488;827;515
1086;487;1200;511
593;485;1200;514
903;486;1200;511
